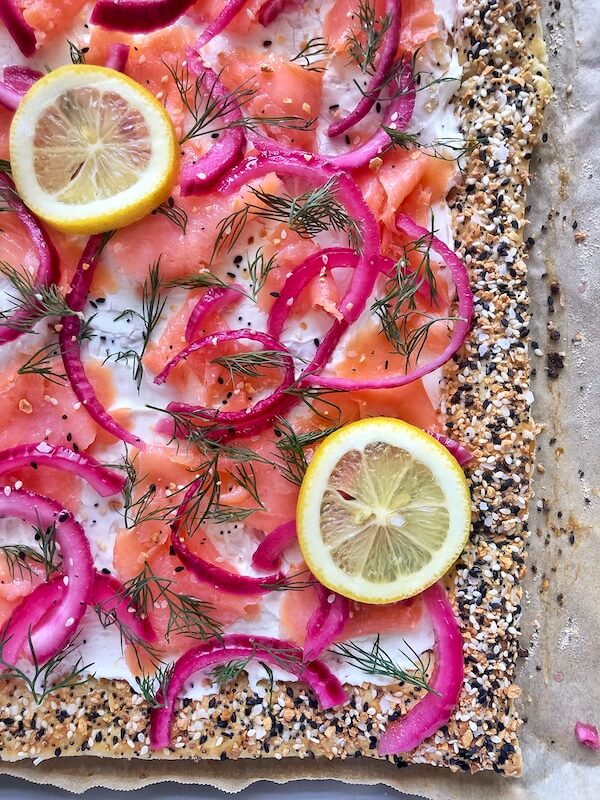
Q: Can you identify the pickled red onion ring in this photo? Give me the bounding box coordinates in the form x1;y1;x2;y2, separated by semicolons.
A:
150;633;347;748
0;442;125;497
0;173;58;345
327;0;401;138
378;583;463;754
0;491;94;665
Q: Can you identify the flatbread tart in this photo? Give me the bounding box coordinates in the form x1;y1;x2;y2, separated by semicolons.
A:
0;0;550;782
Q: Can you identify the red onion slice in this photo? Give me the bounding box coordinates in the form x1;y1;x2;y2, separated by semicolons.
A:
0;173;58;345
251;520;297;570
0;491;94;665
66;234;107;313
59;317;145;448
378;583;463;754
304;213;473;390
185;285;242;342
0;65;42;110
170;483;284;595
90;0;196;33
150;633;347;748
3;65;43;92
104;42;130;72
1;577;66;659
304;582;349;663
180;58;245;194
427;430;473;466
575;721;600;751
327;0;401;138
154;329;295;427
91;571;157;644
0;442;125;496
212;154;381;326
257;0;301;25
196;0;249;47
60;236;145;448
0;0;37;57
250;61;415;170
171;527;285;596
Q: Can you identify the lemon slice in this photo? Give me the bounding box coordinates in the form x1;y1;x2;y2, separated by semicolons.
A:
9;65;177;235
297;417;471;604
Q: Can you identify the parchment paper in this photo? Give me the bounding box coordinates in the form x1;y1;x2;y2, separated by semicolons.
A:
2;0;599;795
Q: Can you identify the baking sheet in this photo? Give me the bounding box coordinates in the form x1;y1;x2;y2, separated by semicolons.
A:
2;0;599;795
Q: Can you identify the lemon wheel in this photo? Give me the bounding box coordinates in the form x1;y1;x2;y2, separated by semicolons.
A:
297;417;471;604
9;65;178;235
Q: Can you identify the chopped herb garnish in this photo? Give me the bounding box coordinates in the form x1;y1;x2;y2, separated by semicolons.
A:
246;248;278;301
290;37;332;73
134;662;174;708
346;0;392;75
212;177;361;260
119;562;223;643
370;226;459;366
166;61;315;145
17;341;66;385
331;635;437;694
0;630;93;704
274;417;339;485
210;349;293;381
153;199;188;234
0;261;74;332
68;41;88;65
109;259;166;390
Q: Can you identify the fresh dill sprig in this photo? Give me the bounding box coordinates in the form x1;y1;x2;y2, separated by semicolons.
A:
77;314;97;344
176;454;259;529
282;382;344;421
227;462;264;508
210;349;293;382
383;128;478;170
0;630;93;704
246;248;277;301
115;435;264;530
346;0;392;75
111;448;168;530
274;417;339;486
0;262;74;332
18;341;66;385
212;657;251;687
212;177;361;260
111;259;166;390
134;663;174;708
0;521;59;581
211;641;302;687
94;601;163;670
290;37;332;73
0;159;12;175
33;521;60;581
68;41;88;65
120;562;224;643
153;198;188;234
166;62;315;144
202;504;258;526
262;569;318;591
330;636;437;694
92;230;116;260
164;270;239;293
167;61;254;143
370;230;459;367
0;544;49;581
